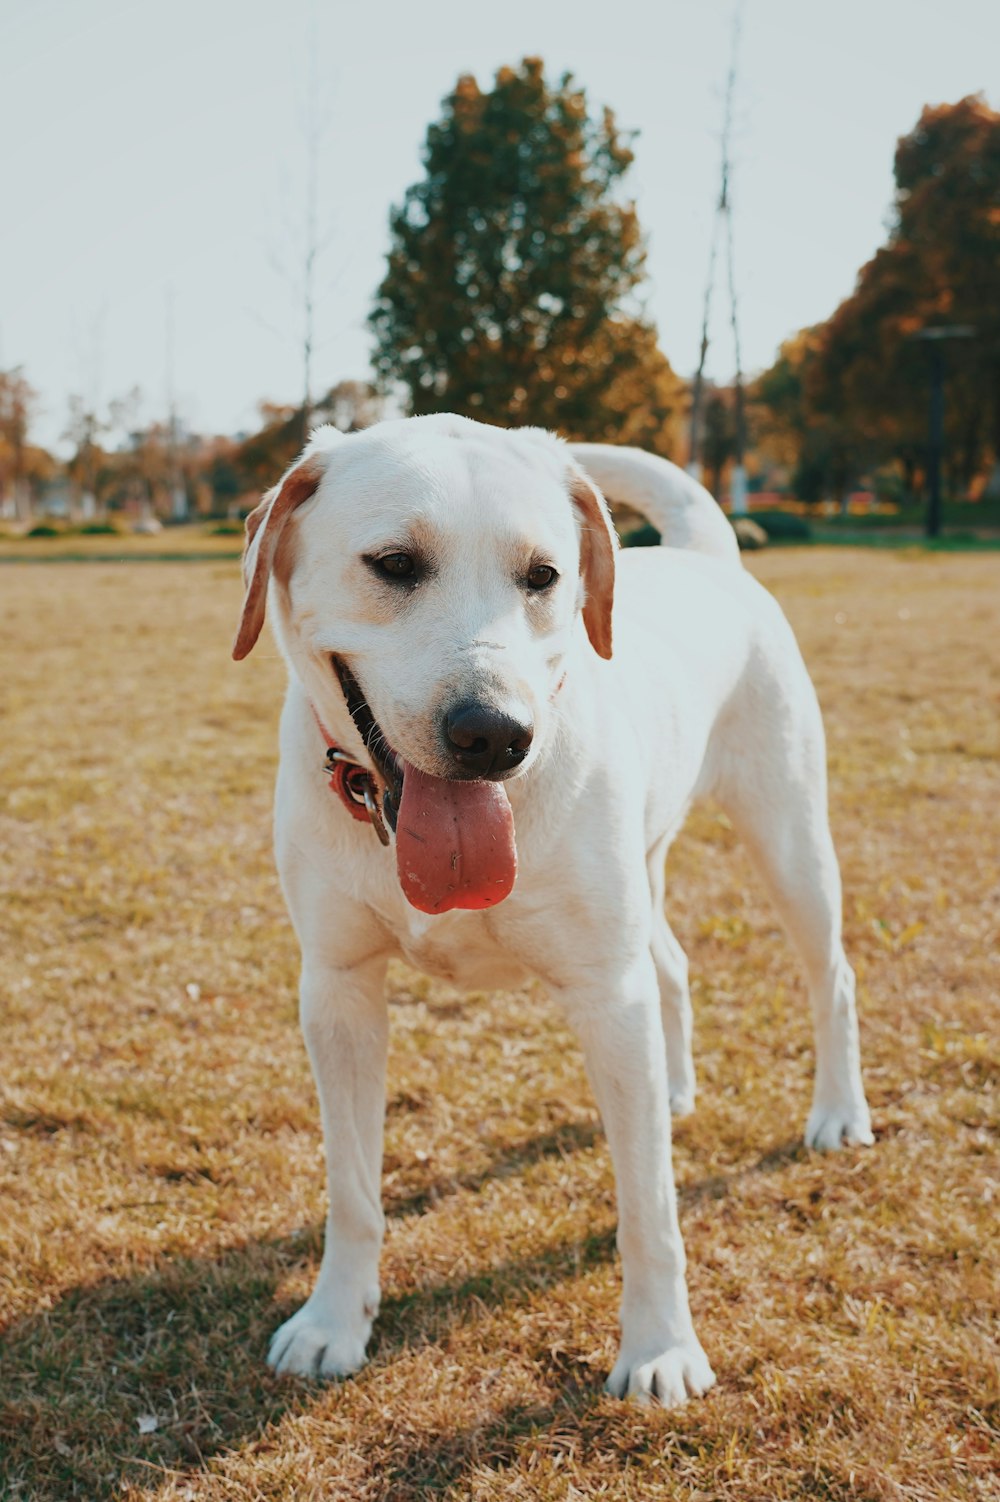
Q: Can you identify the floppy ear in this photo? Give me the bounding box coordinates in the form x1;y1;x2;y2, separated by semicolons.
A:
568;464;618;660
232;454;325;660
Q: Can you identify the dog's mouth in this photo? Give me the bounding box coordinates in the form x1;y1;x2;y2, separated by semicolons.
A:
333;658;518;916
334;658;405;830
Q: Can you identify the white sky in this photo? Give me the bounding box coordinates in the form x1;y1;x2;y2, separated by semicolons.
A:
2;0;996;452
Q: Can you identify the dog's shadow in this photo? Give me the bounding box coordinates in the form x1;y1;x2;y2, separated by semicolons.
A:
0;1129;803;1498
384;1115;604;1218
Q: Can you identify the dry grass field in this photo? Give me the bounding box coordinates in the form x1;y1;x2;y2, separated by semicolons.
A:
1;549;997;1501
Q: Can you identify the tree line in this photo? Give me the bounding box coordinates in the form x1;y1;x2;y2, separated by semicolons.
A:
751;95;1000;506
2;63;996;522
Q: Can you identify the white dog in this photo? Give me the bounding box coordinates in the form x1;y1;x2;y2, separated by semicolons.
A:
233;414;872;1406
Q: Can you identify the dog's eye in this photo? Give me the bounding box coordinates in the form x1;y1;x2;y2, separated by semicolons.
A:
526;564;558;591
373;552;416;581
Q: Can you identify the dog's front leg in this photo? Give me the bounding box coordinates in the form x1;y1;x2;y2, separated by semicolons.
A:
268;952;389;1379
565;953;715;1406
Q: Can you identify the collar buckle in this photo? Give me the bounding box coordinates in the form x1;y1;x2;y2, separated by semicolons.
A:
323;746;391;846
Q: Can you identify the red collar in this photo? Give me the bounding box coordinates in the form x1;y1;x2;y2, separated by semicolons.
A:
311;705;390;844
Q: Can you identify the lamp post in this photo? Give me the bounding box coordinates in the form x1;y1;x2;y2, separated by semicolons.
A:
911;326;975;539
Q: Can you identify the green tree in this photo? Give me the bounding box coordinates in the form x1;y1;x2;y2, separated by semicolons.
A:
369;58;683;453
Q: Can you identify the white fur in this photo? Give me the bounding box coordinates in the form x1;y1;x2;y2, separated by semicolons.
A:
242;414;872;1404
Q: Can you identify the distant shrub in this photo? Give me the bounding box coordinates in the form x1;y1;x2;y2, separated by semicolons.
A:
750;510;812;541
617;513;813;547
80;522;121;536
26;523;62;538
209;520;244;535
620;522;661;548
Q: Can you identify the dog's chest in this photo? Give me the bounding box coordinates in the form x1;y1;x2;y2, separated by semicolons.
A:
394;909;533;991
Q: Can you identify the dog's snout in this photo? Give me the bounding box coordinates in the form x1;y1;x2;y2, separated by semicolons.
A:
444;701;534;777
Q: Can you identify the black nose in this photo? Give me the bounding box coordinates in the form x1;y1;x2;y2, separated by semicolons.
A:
444;701;534;777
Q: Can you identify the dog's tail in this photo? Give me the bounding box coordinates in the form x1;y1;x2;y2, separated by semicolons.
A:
570;443;741;566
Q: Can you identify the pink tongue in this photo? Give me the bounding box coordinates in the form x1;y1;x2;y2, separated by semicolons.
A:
395;762;517;915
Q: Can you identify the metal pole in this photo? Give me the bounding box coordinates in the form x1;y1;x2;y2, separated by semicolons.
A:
165;285;187;521
688;0;744;489
926;345;944;540
910;325;974;542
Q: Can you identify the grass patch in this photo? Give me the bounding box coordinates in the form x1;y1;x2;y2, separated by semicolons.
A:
0;551;997;1499
807;528;1000;551
0;524;243;562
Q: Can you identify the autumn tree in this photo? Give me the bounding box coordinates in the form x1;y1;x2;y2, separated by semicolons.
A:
233;402;303;496
0;368;38;519
751;330;815;474
783;97;999;502
319;379;383;435
369;58;683;453
892;95;1000;491
753;326;879;506
232;382;384;499
0;370;55;519
64;393;109;515
205;440;242;514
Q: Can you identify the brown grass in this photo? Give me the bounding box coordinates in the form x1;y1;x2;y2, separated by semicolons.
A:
0;549;997;1501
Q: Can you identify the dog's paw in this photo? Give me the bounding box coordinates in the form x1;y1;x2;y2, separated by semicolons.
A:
805;1098;874;1151
669;1089;696;1118
606;1336;715;1407
267;1301;372;1379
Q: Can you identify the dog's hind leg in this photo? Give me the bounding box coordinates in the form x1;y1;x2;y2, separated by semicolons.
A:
717;652;873;1151
648;842;696;1117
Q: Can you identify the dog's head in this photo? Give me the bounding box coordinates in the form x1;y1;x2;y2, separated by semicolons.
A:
233;414;616;912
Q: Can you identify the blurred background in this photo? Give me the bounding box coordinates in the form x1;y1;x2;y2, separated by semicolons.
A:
2;9;998;1496
1;0;997;542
